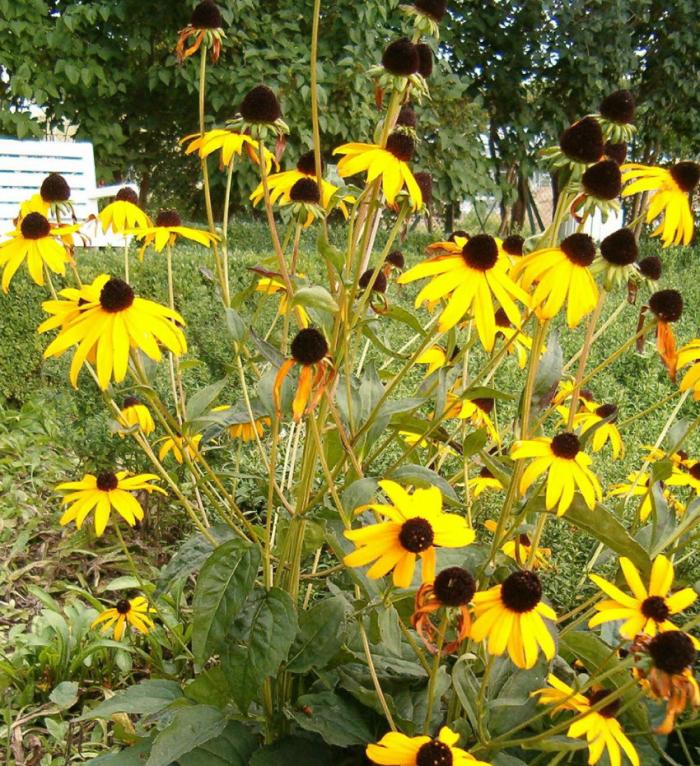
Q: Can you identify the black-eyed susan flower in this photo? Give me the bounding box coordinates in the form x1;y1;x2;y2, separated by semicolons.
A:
398;234;529;348
276;178;327;228
0;212;79;292
212;405;271;442
511;233;599;327
589;555;698;640
677;339;700;400
158;433;203;464
250;151;347;217
255;275;310;326
56;470;164;536
483;520;552;570
19;173;73;220
41;275;187;390
596;227;639;289
182;128;275;171
402;0;448;38
606;470;683;522
454;396;500;444
511;432;602;516
622;161;699;247
543;116;604;170
230;85;289;137
274;328;334;422
574;158;622;222
412;566;475;654
533;675;639;766
344;480;474;589
117;397;155;437
176;0;225;63
130;210;217;255
366;727;488;766
468;467;502;498
99;188;150;235
642;444;692;470
632;631;700;735
384;249;406;279
662;460;700;497
494;308;532;368
557;402;625;459
334;133;423;209
598;89;636;142
416;345;449;376
471;570;556;669
648;288;683;381
91;597;155;641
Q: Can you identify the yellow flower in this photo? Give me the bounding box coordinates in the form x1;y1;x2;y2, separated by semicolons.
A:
99;188;151;234
344;480;475;589
118;397;155;436
255;276;310;327
511;432;602;516
175;1;225;63
665;461;700;496
556;402;624;459
468;468;503;498
483;520;552;569
274;328;334;422
212;406;271;442
0;212;79;292
41;275;187;390
56;470;165;536
677;339;700;400
416;345;449;376
533;675;640;766
589;555;698;641
454;396;500;445
334;133;423;209
471;569;557;669
621;162;699;246
607;470;684;522
38;275;104;334
182;129;275;171
130;210;217;255
158;433;203;464
511;233;599;327
398;234;529;348
366;726;489;765
91;596;154;640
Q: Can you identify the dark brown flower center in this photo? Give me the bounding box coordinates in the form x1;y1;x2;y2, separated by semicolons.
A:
40;172;71;202
386;132;415;162
670;161;700;193
416;740;452;766
641;595;670;622
116;599;132;615
116;187;139;205
358;269;387;293
296;150;323;176
416;43;433;78
156;210;181;228
518;533;531;546
399;517;434;553
461;234;499;271
559;116;604;164
551;432;580;459
414;171;433;204
587;689;619;718
689;463;700;481
190;0;223;28
240;85;281;124
599;90;635;124
500;570;542;613
289;178;320;204
595;403;618;421
433;567;476;606
20;212;51;240
96;471;119;492
472;397;494;414
414;0;448;22
122;396;141;409
448;230;469;242
648;630;696;675
502;235;524;256
382;38;419;77
600;228;638;266
494;307;511;328
560;233;596;267
649;289;683;323
100;278;135;313
396;105;417;129
479;467;494;479
290;328;328;366
582;159;622;200
605;141;627;165
638;256;662;281
386;250;405;269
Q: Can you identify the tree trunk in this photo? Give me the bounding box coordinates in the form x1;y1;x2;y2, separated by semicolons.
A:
444;201;455;233
138;171;150;209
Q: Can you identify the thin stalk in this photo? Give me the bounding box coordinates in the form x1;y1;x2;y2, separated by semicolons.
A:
423;613;448;732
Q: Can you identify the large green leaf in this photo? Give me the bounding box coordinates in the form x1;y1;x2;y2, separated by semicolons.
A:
178;721;257;766
250;736;335;766
185;378;228;421
287;596;346;673
79;680;183;720
192;539;260;665
146;706;226;766
291;691;375;747
389;463;459;503
89;739;153;766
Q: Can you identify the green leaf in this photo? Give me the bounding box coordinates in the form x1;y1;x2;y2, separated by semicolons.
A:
223;587;298;713
250;736;335;766
653;497;700;556
287;596;346;672
186;378;228;422
49;681;79;709
192;539;260;665
383;305;426;334
291;691;375;747
225;307;247;342
389;464;458;503
317;231;344;273
452;658;481;734
292;285;339;313
89;739;153;766
531;331;562;411
178;721;257;766
147;705;226;766
79;680;183;720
